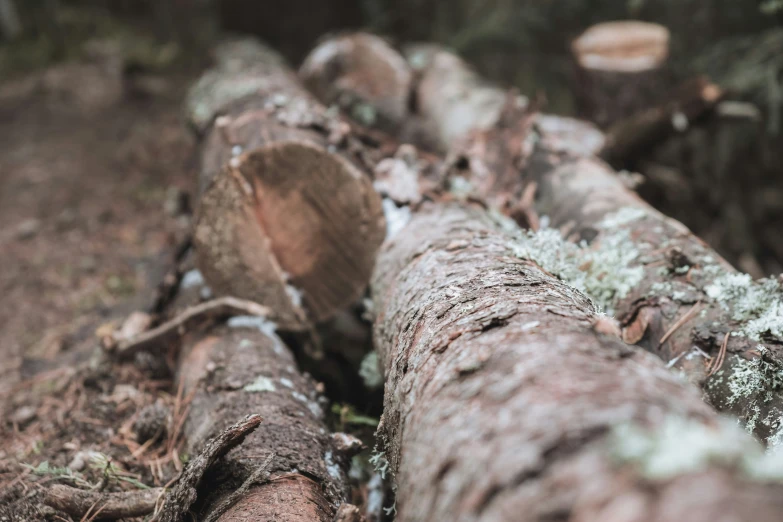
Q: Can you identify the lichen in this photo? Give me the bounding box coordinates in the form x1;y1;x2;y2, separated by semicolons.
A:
382;198;411;239
611;415;783;481
243;376;276;393
705;274;783;341
359;351;384;390
726;349;783;406
716;347;783;444
511;226;643;314
597;207;647;228
369;449;390;479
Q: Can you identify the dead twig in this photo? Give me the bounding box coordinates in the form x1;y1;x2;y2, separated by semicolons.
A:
708;332;731;377
658;302;701;348
111;297;272;359
43;484;163;520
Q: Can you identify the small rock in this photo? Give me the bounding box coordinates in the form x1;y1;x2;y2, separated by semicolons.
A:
9;405;37;426
133;401;170;444
68;450;103;472
114;311;152;342
15;219;40;240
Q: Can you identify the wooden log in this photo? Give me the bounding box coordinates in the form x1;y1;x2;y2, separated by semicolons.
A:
184;38;386;329
143;251;363;521
571;21;672;128
170;320;356;521
305;38;783;443
299;33;412;134
371;198;783;521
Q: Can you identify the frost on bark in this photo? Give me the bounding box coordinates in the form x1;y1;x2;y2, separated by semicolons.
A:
371;202;783;522
185;38;386;329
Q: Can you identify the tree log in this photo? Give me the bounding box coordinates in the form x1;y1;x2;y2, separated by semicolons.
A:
300;37;783;442
184;38;386;328
171;320;353;521
299;33;412;134
571;21;672;128
371;200;783;521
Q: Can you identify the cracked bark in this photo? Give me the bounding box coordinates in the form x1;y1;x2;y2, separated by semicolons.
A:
371;201;783;521
185;37;385;328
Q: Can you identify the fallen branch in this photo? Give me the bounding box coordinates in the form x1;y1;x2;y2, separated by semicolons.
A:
43;484;163;520
110;296;271;359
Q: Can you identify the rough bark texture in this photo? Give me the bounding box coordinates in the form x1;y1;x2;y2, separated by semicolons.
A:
173;321;352;521
525;136;783;444
185;38;385;328
571;21;672;128
336;40;783;445
299;33;412;134
371;202;783;522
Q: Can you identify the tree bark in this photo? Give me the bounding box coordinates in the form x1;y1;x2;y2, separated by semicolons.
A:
185;38;386;329
298;36;783;443
571;21;672;128
371;200;783;522
170;320;355;521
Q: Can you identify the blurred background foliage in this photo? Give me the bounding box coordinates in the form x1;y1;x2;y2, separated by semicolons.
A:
2;0;781;114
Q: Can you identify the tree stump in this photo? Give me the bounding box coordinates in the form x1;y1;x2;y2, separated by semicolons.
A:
571;21;671;128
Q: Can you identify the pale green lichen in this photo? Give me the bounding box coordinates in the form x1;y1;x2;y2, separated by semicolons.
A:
244;376;277;393
726;349;783;406
359;351;384;390
512;227;643;314
710;348;783;445
611;415;783;481
369;448;390;479
705;274;783;341
597;206;647;228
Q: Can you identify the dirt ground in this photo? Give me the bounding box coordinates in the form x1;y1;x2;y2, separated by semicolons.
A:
0;58;199;517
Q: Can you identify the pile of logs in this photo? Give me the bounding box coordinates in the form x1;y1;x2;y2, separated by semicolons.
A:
70;30;783;522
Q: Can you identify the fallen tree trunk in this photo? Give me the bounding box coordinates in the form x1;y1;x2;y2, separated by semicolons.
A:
299;36;783;443
147;271;364;521
571;21;672;128
371;199;783;521
185;38;386;328
167;320;354;521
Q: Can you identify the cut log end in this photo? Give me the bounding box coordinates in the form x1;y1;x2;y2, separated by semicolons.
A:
300;33;413;132
572;21;670;72
194;140;385;328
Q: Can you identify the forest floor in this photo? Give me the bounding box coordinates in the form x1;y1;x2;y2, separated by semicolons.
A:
0;60;199;516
